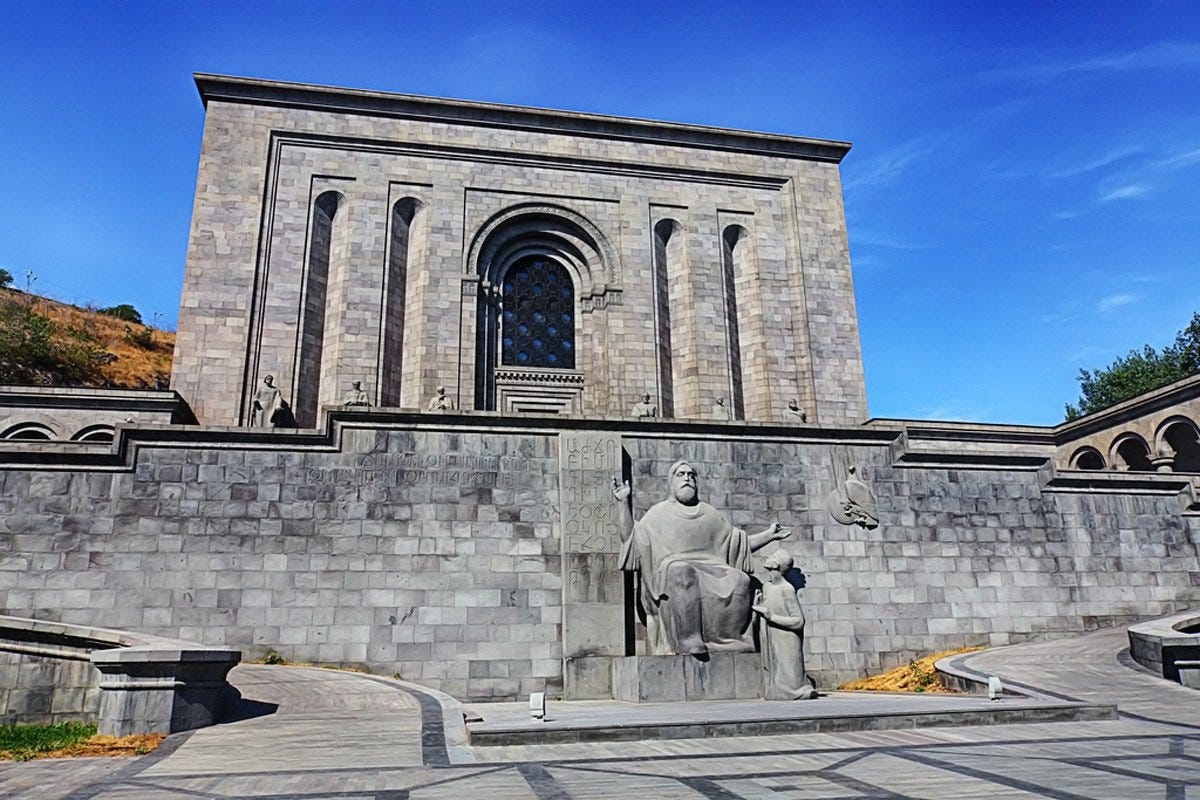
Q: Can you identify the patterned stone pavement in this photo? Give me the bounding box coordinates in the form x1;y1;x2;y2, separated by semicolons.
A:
5;622;1200;799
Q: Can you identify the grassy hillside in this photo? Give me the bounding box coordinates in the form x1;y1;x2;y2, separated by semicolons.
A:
0;287;174;389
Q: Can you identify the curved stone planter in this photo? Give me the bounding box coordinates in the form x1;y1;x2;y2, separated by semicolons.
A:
0;615;239;736
1128;610;1200;686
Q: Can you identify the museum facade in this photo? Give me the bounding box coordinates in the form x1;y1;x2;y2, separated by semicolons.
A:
173;74;866;427
1;75;1198;702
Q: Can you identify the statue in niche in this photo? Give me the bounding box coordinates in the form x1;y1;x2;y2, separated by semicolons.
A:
826;465;879;529
753;549;817;700
783;398;808;423
427;386;456;411
631;393;657;418
612;460;791;658
712;397;730;421
341;380;371;407
250;375;284;427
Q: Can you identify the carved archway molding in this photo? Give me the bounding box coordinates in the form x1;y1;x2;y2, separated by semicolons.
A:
465;202;621;294
1154;415;1200;456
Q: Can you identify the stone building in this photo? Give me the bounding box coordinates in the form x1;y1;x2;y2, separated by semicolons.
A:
0;75;1198;702
173;74;866;427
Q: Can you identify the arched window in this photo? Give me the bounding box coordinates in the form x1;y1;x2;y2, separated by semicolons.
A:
653;219;682;418
1068;446;1105;470
721;225;749;420
500;257;575;369
71;425;116;443
380;197;423;407
1;422;55;440
1112;434;1152;471
1160;418;1200;472
296;190;342;427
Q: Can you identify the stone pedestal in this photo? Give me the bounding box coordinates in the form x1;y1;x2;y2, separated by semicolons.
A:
612;653;762;702
91;645;240;736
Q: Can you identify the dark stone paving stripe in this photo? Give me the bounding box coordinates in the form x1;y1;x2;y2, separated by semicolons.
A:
357;674;451;766
516;763;572;800
889;749;1097;800
816;769;920;799
675;776;748;799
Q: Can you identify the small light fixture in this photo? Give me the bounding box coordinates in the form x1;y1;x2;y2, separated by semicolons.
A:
987;676;1003;700
529;691;546;721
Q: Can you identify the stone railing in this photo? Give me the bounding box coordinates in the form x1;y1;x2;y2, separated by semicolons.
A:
1127;610;1200;685
0;615;240;736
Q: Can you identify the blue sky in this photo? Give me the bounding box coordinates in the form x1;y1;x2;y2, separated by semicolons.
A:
1;1;1197;425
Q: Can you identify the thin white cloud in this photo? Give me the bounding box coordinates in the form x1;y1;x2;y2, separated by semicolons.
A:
850;229;932;251
1097;293;1138;313
1098;183;1149;203
1048;147;1144;179
1068;345;1115;363
1159;148;1200;169
913;400;996;423
842;138;933;193
985;41;1200;83
1052;210;1080;220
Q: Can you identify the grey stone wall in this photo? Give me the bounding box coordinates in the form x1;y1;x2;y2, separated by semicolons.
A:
1;417;1197;699
0;651;98;726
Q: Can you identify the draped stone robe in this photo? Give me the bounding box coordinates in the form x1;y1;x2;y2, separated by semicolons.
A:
757;578;814;700
619;499;753;655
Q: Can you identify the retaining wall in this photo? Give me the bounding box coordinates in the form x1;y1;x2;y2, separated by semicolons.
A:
1;412;1198;700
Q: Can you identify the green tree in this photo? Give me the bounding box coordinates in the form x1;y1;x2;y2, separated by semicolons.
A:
1065;312;1200;420
99;304;143;324
0;268;12;289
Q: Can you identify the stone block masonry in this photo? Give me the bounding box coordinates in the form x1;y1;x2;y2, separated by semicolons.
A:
1;412;1198;700
172;74;867;428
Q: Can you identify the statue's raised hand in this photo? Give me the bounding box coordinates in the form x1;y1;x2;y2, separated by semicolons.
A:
611;476;631;503
767;523;792;541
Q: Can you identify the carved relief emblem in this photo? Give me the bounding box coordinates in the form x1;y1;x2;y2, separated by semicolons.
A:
826;465;879;529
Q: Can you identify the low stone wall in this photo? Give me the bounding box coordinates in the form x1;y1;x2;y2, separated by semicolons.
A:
0;639;99;726
1;411;1197;700
0;615;240;735
1128;610;1200;682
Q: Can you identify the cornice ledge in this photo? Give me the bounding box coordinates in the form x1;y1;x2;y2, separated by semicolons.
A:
195;73;852;163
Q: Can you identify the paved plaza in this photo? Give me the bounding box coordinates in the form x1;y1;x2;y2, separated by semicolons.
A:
3;622;1199;799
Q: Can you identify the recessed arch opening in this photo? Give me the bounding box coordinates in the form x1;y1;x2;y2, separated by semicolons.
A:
1;422;55;441
1111;433;1153;471
1068;446;1106;471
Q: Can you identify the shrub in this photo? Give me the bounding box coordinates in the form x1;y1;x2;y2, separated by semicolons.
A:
124;325;155;350
0;268;12;289
259;649;286;665
99;304;143;324
0;297;109;385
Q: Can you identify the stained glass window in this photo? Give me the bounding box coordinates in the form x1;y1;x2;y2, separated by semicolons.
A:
501;258;575;368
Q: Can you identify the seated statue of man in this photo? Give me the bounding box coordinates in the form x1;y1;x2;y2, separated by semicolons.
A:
612;460;791;657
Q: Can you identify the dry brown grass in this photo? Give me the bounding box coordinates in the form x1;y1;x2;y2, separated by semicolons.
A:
1;288;174;388
839;647;984;693
31;733;166;760
0;732;166;761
